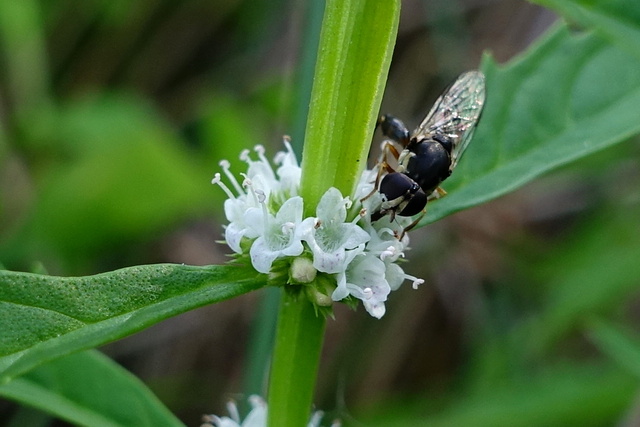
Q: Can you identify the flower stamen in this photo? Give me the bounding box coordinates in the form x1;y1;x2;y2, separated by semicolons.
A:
239;148;251;163
219;159;245;195
225;399;240;423
380;245;398;260
274;135;295;164
211;173;236;200
254;144;268;163
409;276;425;289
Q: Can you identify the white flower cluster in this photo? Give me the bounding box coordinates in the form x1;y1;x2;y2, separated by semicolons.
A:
202;395;338;427
212;138;424;318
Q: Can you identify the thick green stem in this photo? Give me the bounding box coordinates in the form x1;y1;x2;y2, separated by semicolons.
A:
267;290;326;427
299;0;400;216
267;0;400;424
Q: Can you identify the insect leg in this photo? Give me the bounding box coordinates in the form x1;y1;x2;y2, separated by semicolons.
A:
427;186;448;201
361;158;395;202
361;141;399;202
382;140;401;161
398;209;426;240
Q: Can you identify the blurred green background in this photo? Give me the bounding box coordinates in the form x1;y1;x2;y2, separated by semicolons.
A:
2;0;640;426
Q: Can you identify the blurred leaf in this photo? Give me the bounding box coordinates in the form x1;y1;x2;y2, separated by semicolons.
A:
289;1;325;153
0;263;266;382
519;206;640;353
589;320;640;379
364;364;635;427
2;95;214;269
531;0;640;58
242;287;280;399
0;0;51;115
3;405;50;426
425;23;640;224
199;93;268;177
0;350;183;427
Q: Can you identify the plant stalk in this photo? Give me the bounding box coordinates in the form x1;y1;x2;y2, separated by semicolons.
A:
267;0;400;424
267;290;326;427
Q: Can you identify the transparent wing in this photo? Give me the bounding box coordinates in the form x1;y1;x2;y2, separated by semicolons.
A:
413;71;486;170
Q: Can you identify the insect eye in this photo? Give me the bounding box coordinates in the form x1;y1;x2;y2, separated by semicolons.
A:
399;188;426;216
379;173;416;200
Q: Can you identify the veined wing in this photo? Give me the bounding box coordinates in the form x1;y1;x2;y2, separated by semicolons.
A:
413;71;486;170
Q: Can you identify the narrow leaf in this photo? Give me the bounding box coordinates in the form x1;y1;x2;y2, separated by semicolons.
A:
0;350;184;427
588;320;640;379
0;263;265;381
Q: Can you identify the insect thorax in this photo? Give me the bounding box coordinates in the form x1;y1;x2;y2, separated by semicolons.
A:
404;139;452;194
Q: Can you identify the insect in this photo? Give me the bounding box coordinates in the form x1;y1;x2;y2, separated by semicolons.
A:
368;70;486;235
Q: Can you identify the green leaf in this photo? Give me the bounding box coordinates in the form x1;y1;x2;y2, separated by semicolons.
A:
0;350;184;427
425;23;640;224
588;320;640;379
299;0;400;216
520;207;640;353
364;364;635;427
531;0;640;58
0;264;266;382
2;95;215;271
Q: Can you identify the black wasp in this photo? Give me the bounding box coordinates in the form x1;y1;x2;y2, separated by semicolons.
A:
367;71;486;235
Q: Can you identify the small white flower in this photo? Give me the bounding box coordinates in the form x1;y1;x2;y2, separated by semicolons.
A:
363;220;407;262
299;188;370;274
246;196;305;274
202;395;338;427
213;141;302;254
212;163;261;253
364;218;424;291
274;136;301;195
202;395;266;427
337;253;391;318
212;139;425;318
241;145;280;200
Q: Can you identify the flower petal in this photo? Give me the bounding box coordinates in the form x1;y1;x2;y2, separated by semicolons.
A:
340;223;371;249
362;299;386;319
384;262;406;291
316;187;347;223
275;196;303;224
249;236;281;274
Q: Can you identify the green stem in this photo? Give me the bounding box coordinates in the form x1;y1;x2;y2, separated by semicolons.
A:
267;0;399;424
299;0;400;216
267;290;326;427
